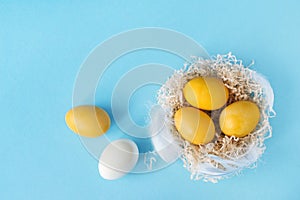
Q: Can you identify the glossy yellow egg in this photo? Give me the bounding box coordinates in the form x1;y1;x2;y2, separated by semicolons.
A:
174;107;215;145
65;105;110;137
219;101;260;137
183;77;229;110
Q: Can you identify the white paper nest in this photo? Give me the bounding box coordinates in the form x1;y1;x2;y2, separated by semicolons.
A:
156;53;275;183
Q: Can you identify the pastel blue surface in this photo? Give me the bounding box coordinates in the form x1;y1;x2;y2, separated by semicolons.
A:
1;1;300;199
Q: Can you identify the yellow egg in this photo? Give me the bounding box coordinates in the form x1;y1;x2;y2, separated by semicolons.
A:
65;105;110;137
174;107;215;145
183;77;229;110
219;101;260;137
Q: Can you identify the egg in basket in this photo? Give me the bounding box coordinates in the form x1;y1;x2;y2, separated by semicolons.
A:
153;53;275;182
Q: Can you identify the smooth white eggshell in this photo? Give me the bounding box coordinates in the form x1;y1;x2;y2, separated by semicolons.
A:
98;139;139;180
149;106;181;163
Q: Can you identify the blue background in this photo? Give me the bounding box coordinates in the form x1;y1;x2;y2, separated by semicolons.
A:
1;1;300;199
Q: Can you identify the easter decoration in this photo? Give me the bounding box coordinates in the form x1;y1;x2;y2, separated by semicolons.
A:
155;53;275;182
98;139;139;180
65;52;275;182
65;106;110;137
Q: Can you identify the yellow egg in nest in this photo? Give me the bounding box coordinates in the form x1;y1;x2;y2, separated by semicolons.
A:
65;105;111;137
183;77;229;110
219;101;260;137
174;107;215;145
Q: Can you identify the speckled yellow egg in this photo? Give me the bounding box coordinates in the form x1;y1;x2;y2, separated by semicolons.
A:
183;77;229;110
219;101;260;137
65;105;110;137
174;107;215;145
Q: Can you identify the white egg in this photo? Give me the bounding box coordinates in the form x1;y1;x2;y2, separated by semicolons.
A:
151;126;181;163
149;106;180;163
98;139;139;180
